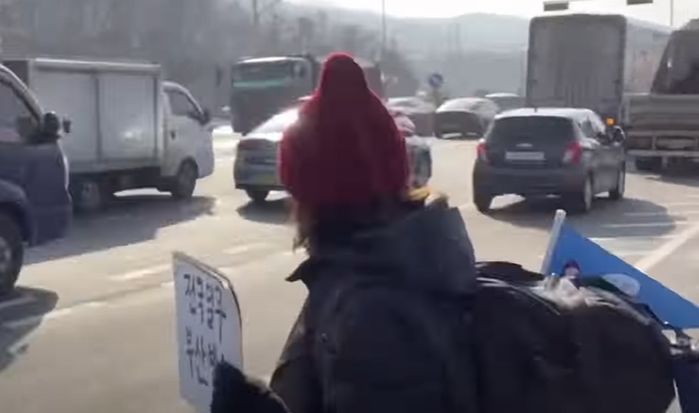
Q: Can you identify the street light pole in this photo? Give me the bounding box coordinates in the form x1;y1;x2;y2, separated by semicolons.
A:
381;0;387;52
670;0;674;27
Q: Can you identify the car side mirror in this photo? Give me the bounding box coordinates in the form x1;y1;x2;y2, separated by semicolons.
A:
201;108;211;125
41;112;61;141
62;118;72;134
611;126;625;144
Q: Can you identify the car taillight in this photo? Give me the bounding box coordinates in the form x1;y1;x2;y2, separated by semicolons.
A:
476;140;489;163
562;141;582;165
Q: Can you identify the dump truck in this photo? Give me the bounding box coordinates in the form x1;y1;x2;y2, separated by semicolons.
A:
623;20;699;171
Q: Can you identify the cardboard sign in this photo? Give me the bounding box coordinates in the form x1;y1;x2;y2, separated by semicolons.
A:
173;252;242;413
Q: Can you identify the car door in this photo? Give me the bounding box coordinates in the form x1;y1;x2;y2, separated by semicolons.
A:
0;74;70;243
588;113;618;191
164;86;214;179
576;115;608;192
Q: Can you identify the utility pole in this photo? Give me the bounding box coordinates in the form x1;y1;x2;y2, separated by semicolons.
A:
252;0;259;28
670;0;674;27
381;0;386;53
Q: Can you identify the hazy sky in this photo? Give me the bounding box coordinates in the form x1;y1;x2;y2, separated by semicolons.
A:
290;0;695;27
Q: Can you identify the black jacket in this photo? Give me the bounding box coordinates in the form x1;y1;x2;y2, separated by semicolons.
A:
270;199;478;413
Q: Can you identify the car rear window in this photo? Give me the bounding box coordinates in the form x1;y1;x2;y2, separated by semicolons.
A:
251;109;299;134
486;116;575;144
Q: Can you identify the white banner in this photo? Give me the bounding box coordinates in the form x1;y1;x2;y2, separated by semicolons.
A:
173;252;242;413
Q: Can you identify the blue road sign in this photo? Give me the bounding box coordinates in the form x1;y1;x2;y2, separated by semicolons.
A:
428;73;444;89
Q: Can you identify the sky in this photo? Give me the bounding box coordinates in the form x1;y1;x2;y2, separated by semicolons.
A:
289;0;696;27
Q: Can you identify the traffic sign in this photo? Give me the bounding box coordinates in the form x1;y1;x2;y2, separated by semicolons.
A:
428;73;444;89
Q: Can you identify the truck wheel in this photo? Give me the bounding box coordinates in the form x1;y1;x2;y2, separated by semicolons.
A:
564;176;594;214
634;157;662;172
72;179;106;213
171;161;198;200
0;213;23;295
246;190;269;203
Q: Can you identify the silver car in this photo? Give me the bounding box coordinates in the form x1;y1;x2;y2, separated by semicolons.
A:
234;107;432;203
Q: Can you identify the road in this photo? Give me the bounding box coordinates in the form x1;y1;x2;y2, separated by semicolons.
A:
1;130;699;413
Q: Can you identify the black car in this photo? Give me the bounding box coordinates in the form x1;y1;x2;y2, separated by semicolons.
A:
473;108;626;214
435;98;499;139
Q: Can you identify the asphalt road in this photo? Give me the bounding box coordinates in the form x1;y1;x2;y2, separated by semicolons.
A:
1;131;698;413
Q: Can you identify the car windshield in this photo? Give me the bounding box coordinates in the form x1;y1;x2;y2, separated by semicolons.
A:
232;61;296;86
438;99;483;111
251;109;299;134
487;116;574;144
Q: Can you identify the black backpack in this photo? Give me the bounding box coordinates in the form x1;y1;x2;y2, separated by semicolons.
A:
473;261;676;413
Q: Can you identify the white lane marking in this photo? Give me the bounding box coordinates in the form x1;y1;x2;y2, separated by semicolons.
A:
217;250;299;275
224;243;268;256
657;202;699;207
614;250;656;257
2;301;107;330
636;223;699;272
602;221;689;229
625;210;699;217
590;234;675;242
0;294;37;311
110;264;171;282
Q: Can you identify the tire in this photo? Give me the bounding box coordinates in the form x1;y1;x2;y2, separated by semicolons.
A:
0;213;23;296
610;165;626;201
565;176;594;214
474;189;493;213
246;190;269;203
413;154;432;188
171;161;198;200
634;157;662;172
72;179;106;213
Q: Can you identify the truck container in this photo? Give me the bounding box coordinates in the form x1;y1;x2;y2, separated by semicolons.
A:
527;14;670;124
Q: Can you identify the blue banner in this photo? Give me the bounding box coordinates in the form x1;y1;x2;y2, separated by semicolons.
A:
545;224;699;329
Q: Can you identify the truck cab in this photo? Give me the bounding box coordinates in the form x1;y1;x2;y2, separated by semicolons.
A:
0;64;71;294
230;55;383;135
230;56;317;135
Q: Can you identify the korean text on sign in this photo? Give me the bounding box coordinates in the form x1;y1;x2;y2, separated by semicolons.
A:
173;252;242;413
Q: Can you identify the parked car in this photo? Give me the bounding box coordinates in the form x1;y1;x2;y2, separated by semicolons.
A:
234;106;432;202
0;63;71;294
472;108;626;214
387;96;436;137
435;97;499;139
5;58;214;212
485;93;525;113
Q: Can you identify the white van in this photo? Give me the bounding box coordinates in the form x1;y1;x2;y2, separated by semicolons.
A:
4;58;215;211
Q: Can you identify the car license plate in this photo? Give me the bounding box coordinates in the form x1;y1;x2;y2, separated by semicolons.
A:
250;171;278;185
505;151;545;161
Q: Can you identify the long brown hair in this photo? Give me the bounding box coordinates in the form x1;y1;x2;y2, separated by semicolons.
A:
291;187;436;252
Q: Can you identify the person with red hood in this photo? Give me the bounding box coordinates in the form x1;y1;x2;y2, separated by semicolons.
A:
211;53;478;413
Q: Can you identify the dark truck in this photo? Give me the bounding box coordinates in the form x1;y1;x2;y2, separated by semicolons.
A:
230;55;383;135
0;63;71;294
623;20;699;171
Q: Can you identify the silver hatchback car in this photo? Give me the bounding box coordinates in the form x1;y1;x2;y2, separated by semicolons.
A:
234;107;432;203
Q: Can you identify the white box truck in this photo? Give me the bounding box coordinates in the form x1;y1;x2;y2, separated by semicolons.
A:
4;58;215;211
527;14;670;125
